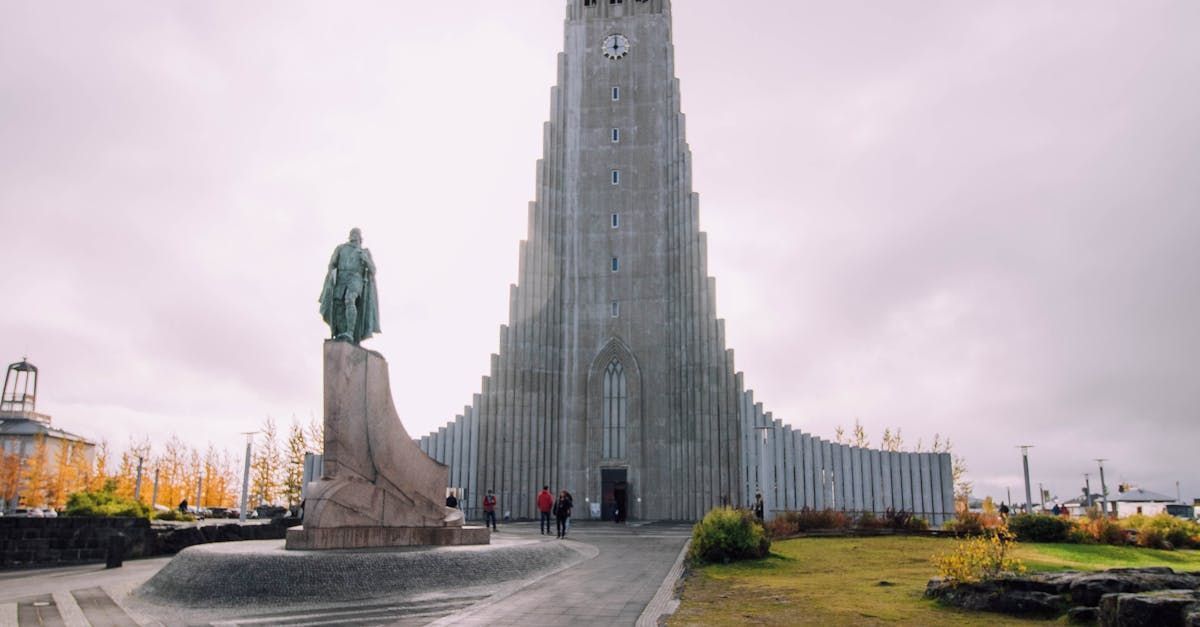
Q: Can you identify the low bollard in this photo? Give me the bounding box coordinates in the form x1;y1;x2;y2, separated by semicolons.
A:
106;533;127;569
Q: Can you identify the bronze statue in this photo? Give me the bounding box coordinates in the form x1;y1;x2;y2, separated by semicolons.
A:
319;228;380;343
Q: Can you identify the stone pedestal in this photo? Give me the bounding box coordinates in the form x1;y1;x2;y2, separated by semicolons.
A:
285;341;488;549
286;525;490;550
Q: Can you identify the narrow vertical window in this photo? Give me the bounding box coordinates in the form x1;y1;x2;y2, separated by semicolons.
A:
611;257;619;272
611;213;619;229
612;86;620;101
612;128;620;143
602;360;627;459
611;301;620;318
611;170;620;185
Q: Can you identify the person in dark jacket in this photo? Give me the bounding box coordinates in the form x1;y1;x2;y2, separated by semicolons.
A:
554;490;572;539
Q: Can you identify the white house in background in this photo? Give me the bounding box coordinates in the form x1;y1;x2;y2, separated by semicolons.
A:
1110;486;1176;518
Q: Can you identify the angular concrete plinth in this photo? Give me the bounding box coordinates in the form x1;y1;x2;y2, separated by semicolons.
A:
285;524;490;550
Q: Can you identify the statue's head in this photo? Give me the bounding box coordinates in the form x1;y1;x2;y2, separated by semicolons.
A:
349;228;363;245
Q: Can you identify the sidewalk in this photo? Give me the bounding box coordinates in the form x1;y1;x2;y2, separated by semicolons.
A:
0;520;692;627
439;521;692;626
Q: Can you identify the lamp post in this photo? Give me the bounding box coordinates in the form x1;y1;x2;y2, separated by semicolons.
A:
133;456;145;503
239;432;256;523
1095;459;1110;518
1018;445;1034;514
151;467;160;509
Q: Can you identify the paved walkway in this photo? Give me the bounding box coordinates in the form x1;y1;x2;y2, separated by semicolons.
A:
0;521;692;627
439;521;692;626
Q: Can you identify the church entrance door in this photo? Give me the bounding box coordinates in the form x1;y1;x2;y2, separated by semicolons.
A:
601;468;628;521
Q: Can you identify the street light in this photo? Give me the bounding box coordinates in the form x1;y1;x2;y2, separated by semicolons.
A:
133;456;145;503
1018;445;1034;514
239;431;256;522
1095;459;1110;518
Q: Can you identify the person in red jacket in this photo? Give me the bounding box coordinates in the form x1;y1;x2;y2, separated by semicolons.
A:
483;489;498;531
537;485;554;535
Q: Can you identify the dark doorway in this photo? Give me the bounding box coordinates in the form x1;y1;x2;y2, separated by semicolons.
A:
601;468;629;522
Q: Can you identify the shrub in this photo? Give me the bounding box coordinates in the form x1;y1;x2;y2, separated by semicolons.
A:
932;526;1026;583
943;511;1003;536
689;507;770;564
767;508;851;537
1076;510;1126;545
857;512;883;529
1125;514;1200;550
1067;526;1096;545
64;481;150;519
880;508;929;531
1008;514;1072;543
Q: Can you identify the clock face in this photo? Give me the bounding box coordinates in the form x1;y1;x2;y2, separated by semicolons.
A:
602;34;630;60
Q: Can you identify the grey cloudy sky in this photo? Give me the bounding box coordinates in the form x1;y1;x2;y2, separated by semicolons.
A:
1;1;1196;506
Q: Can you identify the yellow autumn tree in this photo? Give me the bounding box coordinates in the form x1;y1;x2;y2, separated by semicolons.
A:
154;435;190;509
201;446;237;508
1;450;22;508
21;434;50;507
282;420;307;508
89;440;111;491
46;439;76;509
69;443;92;497
250;417;281;507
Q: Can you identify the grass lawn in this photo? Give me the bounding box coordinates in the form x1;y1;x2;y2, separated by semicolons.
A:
669;536;1200;626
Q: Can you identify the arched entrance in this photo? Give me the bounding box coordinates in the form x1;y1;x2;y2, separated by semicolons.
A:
585;337;643;521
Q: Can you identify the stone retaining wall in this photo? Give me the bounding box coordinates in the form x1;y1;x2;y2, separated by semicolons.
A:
0;517;291;569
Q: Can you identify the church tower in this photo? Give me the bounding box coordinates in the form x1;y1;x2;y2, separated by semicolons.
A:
419;1;956;525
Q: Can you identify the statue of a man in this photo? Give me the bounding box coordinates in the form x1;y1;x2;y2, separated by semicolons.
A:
319;228;381;343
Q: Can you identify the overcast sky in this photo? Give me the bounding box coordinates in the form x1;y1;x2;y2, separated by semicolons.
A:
1;1;1196;507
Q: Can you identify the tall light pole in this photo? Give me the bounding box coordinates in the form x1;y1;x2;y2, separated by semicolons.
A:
1018;445;1034;514
1095;459;1110;518
239;432;256;523
151;467;160;508
133;456;145;503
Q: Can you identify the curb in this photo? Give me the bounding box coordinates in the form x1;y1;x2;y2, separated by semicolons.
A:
636;538;690;627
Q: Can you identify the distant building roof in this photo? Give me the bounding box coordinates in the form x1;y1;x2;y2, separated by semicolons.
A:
1112;488;1174;503
0;417;93;445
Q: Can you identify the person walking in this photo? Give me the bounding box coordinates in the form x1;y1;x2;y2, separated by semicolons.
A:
537;486;554;535
483;489;498;531
554;490;573;539
563;490;574;533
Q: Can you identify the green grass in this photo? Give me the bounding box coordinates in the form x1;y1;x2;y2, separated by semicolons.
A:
669;536;1200;626
1015;542;1200;572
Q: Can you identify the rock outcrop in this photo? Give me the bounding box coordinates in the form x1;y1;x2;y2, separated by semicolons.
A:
927;568;1200;626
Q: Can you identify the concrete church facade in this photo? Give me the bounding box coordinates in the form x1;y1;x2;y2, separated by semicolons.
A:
418;0;955;524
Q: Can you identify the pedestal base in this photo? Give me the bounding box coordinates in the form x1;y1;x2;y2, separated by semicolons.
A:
285;525;490;550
